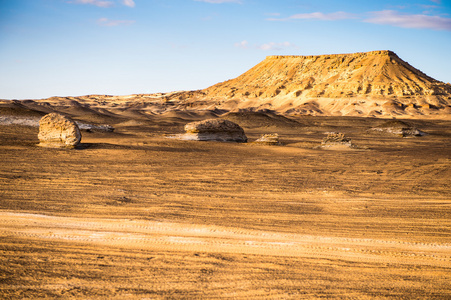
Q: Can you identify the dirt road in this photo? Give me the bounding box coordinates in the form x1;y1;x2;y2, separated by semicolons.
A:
2;211;449;266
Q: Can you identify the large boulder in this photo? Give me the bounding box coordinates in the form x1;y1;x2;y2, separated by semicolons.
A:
183;119;247;142
38;113;81;148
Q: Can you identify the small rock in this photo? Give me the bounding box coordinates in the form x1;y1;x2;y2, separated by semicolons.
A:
370;120;426;137
77;123;114;132
321;132;354;148
254;133;280;145
38;113;81;148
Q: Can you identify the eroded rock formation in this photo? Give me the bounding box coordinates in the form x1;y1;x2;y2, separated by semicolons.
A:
38;113;81;148
254;133;280;145
370;120;426;137
183;119;247;142
321;132;355;149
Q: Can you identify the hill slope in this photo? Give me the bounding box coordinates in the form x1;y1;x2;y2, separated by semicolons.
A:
2;50;450;119
201;50;451;117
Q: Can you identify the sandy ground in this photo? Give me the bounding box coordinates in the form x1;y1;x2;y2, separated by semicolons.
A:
1;114;451;299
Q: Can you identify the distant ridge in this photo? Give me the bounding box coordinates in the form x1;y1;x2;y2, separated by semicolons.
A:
3;50;451;119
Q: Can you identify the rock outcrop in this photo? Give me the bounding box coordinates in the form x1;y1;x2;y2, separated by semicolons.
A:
183;119;247;142
38;113;81;148
370;120;426;137
321;132;355;149
254;133;280;145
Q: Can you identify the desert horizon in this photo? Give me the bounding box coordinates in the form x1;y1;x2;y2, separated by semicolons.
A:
1;47;451;298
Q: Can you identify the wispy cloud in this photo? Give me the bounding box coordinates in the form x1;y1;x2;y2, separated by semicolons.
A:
97;17;135;26
290;11;356;21
268;11;356;21
234;40;298;51
364;10;451;31
69;0;136;7
194;0;242;4
70;0;114;7
421;4;440;10
122;0;135;8
266;9;451;31
234;40;249;49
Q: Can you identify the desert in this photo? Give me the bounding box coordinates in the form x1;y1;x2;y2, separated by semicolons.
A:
1;50;451;299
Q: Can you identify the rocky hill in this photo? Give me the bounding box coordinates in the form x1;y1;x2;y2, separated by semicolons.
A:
205;51;450;98
2;50;451;119
200;50;451;117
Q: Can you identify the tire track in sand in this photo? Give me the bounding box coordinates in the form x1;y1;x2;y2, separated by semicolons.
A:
0;211;449;266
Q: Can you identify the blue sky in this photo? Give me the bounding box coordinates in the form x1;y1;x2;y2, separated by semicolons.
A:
0;0;450;99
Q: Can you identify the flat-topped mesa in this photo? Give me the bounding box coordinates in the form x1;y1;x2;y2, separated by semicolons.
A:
204;50;450;100
265;50;398;60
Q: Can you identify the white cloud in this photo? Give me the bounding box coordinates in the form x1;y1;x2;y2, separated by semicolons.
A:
194;0;242;4
365;10;451;31
266;9;451;31
122;0;135;7
234;40;298;51
98;17;135;26
268;11;356;21
70;0;114;7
